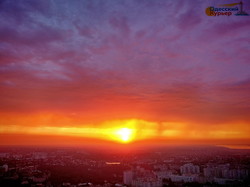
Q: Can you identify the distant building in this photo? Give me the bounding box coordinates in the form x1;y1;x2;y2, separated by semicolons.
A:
124;166;162;187
180;163;200;175
124;170;133;185
154;171;173;180
132;178;162;187
32;152;47;159
2;164;8;172
168;174;195;183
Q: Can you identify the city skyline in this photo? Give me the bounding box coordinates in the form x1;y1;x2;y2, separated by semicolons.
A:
0;0;250;147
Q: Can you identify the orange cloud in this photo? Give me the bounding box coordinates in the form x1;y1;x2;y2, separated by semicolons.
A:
0;113;249;146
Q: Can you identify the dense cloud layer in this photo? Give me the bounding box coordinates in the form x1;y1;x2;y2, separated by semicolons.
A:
0;0;250;142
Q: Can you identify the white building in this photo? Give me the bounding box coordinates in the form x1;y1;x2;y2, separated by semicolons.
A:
132;177;162;187
169;174;195;183
124;170;133;185
2;164;8;172
154;171;173;180
180;163;200;175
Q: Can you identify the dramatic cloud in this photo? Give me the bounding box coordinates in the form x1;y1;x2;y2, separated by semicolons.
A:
0;0;249;145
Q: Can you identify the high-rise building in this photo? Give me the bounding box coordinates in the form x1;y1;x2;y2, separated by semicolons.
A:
180;163;200;175
124;170;133;185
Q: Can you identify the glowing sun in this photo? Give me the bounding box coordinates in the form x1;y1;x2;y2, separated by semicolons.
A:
116;128;134;143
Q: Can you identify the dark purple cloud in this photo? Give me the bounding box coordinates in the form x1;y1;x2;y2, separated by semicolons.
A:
0;0;249;128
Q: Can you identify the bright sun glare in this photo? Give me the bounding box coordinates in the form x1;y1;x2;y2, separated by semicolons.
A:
116;128;133;143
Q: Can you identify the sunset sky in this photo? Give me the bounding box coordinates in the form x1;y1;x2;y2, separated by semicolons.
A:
0;0;250;146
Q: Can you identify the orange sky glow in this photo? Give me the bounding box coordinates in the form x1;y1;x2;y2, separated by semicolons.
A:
1;113;249;146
